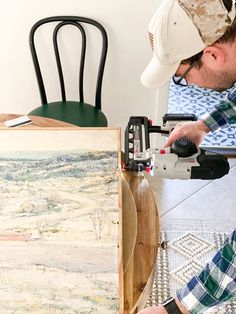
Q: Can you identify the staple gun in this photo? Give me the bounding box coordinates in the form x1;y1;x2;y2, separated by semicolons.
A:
124;114;229;179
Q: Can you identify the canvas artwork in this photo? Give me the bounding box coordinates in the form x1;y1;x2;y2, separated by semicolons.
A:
0;128;121;314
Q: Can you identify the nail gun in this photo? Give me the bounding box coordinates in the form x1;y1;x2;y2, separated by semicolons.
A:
124;114;230;180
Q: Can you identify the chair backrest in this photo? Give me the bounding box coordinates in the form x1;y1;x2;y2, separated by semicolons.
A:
29;16;108;110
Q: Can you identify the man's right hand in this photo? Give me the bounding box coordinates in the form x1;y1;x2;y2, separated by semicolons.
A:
164;119;210;148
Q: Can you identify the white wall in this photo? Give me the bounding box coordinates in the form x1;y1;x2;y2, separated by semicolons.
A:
0;0;164;136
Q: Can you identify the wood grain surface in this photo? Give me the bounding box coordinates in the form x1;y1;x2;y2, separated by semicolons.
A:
0;114;76;128
122;170;159;313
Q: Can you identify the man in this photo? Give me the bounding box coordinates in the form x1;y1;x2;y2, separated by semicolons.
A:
137;0;236;313
141;0;236;148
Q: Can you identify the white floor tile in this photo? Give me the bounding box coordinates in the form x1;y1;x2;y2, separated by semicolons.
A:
213;166;236;195
146;173;211;216
161;182;236;221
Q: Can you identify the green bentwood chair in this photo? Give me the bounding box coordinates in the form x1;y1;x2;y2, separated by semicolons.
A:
28;16;108;127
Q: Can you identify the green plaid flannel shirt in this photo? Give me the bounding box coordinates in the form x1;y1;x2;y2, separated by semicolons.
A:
177;229;236;313
176;89;236;313
201;88;236;131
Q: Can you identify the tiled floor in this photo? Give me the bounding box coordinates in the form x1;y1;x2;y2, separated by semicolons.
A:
146;157;236;231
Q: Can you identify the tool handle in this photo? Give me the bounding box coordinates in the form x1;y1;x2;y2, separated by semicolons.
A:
124;116;150;165
163;113;197;123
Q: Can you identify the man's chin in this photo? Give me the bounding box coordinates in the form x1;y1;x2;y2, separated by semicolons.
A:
214;87;229;92
207;82;235;92
214;84;234;92
196;77;236;91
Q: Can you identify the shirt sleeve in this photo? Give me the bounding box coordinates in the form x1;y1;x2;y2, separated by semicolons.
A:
176;229;236;314
200;88;236;132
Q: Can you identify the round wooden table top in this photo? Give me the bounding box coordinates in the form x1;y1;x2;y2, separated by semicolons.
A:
0;114;77;128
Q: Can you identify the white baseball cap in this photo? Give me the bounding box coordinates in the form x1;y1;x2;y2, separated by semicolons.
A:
141;0;236;89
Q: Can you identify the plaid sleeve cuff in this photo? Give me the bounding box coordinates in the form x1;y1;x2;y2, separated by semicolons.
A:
176;230;236;314
201;111;223;132
176;276;219;314
200;89;236;131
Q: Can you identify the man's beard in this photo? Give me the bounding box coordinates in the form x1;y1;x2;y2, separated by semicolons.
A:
201;66;236;91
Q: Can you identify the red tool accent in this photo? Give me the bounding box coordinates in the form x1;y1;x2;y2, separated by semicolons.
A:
160;150;166;154
122;162;126;171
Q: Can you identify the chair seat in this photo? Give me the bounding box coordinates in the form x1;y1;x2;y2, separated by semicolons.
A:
28;101;108;127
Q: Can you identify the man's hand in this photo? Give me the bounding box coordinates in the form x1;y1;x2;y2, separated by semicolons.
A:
137;298;189;314
164;120;210;148
137;305;168;314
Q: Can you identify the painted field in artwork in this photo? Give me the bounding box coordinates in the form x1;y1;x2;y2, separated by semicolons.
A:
0;129;120;314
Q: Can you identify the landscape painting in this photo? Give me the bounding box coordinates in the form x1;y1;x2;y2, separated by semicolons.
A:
0;128;121;314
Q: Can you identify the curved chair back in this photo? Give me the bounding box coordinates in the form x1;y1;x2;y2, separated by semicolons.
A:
29;16;108;110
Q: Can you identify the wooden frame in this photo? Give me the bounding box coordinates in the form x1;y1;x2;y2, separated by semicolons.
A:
0;124;159;313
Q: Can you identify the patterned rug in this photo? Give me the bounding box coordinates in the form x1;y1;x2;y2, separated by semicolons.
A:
146;227;236;313
168;81;236;153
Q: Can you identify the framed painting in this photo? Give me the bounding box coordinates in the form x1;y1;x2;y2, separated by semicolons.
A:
0;128;122;313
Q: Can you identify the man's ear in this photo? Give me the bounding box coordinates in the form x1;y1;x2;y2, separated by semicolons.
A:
202;45;225;69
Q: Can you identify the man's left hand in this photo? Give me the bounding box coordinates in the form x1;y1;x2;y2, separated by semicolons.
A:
137;305;168;314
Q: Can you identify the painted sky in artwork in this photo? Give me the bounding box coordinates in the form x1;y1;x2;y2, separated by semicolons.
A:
0;129;120;152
